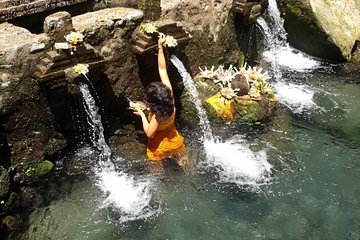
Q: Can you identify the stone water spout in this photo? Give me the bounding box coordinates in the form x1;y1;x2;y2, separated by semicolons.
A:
33;11;111;142
235;0;268;21
131;19;191;55
35;12;107;91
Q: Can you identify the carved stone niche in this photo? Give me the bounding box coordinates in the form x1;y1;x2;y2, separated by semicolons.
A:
34;12;109;142
0;0;92;22
131;19;191;55
235;0;268;21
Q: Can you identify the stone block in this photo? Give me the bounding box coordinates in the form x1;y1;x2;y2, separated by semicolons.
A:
44;11;74;42
0;0;92;22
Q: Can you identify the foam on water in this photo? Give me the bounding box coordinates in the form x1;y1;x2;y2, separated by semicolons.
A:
274;82;319;113
256;0;321;72
263;46;320;71
204;137;272;187
97;170;160;223
79;83;159;222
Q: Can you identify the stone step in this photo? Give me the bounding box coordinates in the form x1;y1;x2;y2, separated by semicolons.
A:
40;57;52;66
0;0;35;8
36;64;49;75
45;51;61;61
132;45;146;55
137;32;153;42
136;39;149;49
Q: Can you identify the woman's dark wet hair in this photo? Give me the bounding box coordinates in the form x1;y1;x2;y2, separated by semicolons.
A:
146;82;174;118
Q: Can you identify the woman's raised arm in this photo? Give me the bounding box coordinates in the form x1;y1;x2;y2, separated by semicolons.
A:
158;33;173;96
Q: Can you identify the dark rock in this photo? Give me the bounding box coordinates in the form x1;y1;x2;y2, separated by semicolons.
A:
4;192;20;211
1;215;22;231
65;147;96;176
108;124;147;159
18;187;38;208
13;161;54;185
138;0;161;21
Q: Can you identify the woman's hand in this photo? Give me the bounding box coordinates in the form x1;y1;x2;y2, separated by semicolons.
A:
132;109;144;117
158;33;166;47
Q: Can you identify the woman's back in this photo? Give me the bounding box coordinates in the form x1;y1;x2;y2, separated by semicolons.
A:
147;110;184;161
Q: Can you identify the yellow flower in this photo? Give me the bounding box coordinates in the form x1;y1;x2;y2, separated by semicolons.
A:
73;64;89;75
65;32;84;45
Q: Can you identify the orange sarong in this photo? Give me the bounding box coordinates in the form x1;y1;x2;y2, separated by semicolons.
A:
146;111;185;161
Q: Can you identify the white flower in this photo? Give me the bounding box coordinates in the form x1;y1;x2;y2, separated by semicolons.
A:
164;35;178;47
73;64;89;75
64;32;84;45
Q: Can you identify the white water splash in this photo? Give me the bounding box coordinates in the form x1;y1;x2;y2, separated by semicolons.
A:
256;0;320;72
274;82;318;113
79;83;159;222
256;0;324;113
257;17;319;72
97;170;160;223
170;56;272;187
80;83;111;160
204;137;272;187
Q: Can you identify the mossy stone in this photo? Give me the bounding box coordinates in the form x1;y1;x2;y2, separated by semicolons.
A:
235;98;262;123
14;160;54;184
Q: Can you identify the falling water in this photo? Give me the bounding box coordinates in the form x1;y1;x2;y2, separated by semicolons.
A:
170;56;272;187
257;0;320;72
79;83;159;222
169;55;214;141
80;83;111;162
256;0;324;113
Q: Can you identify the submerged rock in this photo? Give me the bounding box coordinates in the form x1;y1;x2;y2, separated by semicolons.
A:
278;0;360;62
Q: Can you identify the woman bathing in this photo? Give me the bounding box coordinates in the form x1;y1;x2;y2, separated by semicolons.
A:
132;33;188;171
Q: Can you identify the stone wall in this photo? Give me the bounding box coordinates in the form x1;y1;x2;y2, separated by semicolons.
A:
278;0;360;62
161;0;240;73
0;7;144;233
0;0;92;22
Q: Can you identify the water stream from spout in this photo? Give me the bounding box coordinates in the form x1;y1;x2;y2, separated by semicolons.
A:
79;82;159;222
170;56;272;188
256;0;324;113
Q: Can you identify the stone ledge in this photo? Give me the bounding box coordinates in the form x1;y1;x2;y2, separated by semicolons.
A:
0;22;50;63
0;0;91;22
72;7;144;33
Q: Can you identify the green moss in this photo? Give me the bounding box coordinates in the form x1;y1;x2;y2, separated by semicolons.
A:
235;99;262;123
239;51;246;68
20;160;54;183
285;2;318;28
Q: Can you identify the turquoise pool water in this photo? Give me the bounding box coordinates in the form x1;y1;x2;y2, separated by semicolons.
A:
14;69;360;240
